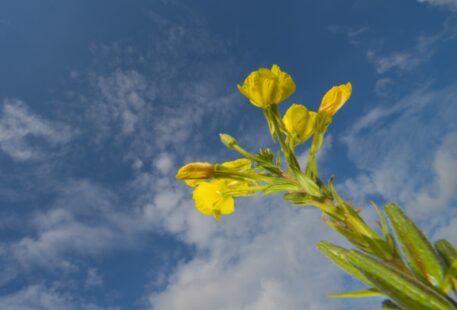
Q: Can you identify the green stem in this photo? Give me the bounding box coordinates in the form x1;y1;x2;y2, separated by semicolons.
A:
230;143;282;175
268;105;301;173
306;112;332;180
305;131;321;180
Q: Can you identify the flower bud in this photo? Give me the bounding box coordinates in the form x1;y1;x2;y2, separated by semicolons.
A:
237;64;296;108
282;104;317;144
220;133;237;148
176;162;215;181
319;82;352;116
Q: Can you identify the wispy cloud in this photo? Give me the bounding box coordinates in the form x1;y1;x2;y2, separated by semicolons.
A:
85;268;103;289
368;20;457;74
0;100;73;161
418;0;457;11
328;25;369;45
0;7;246;307
341;83;457;222
0;284;111;310
148;196;370;310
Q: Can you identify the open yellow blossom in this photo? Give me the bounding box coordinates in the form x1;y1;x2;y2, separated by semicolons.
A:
192;180;235;220
237;64;296;108
319;82;352;116
282;104;317;145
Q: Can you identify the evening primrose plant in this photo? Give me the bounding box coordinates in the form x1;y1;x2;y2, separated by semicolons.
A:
176;64;457;309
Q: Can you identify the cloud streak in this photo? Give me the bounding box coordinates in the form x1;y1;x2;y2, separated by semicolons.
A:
0;100;73;161
418;0;457;11
368;20;457;74
341;83;457;224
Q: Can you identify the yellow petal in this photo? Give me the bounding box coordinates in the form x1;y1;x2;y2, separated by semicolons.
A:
283;104;317;144
219;196;235;215
238;64;296;108
183;179;204;187
319;82;352;116
192;181;235;219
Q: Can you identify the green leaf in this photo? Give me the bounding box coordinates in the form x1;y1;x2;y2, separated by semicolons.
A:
317;241;373;287
436;240;457;266
275;150;281;167
347;250;457;310
257;148;274;163
436;239;457;293
385;203;446;287
371;201;388;236
295;172;321;197
283;192;313;205
327;288;383;299
371;202;397;254
322;220;376;253
263;181;299;195
382;300;402;309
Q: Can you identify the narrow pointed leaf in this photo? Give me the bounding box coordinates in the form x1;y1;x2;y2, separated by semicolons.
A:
263;181;299;195
283;192;314;205
453;278;457;294
371;201;399;259
385;203;446;287
322;219;371;251
382;300;402;309
347;250;457;310
436;240;457;293
317;241;373;287
327;288;383;299
371;201;389;239
436;240;457;266
295;172;321;197
275;150;281;167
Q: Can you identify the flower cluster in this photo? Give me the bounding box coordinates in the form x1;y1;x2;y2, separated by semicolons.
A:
177;64;351;219
174;64;457;308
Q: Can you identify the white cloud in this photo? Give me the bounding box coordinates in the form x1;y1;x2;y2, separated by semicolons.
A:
328;26;369;45
85;268;103;288
368;20;457;74
341;83;457;221
92;69;154;136
0;100;73;161
374;78;393;96
154;153;174;175
0;285;74;310
367;50;423;74
0;284;107;310
0;10;244;302
149;198;372;310
418;0;457;10
6;179;153;275
411;132;457;214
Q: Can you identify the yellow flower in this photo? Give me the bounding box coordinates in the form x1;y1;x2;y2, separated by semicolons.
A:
237;64;296;108
176;162;215;187
282;104;317;144
192;180;235;220
319;82;352;116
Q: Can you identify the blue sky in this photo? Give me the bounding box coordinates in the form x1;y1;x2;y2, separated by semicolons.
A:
0;1;456;309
